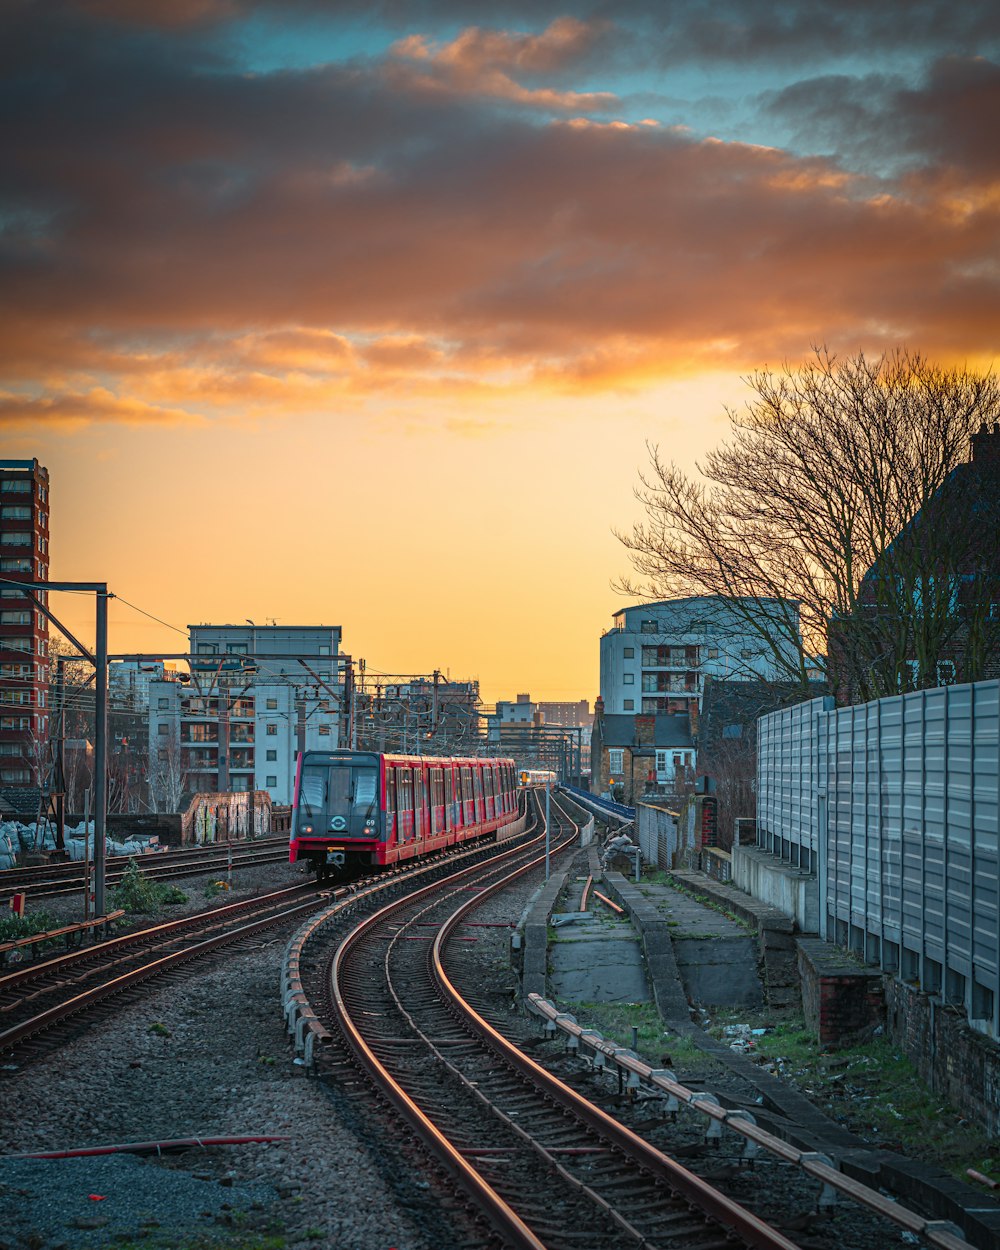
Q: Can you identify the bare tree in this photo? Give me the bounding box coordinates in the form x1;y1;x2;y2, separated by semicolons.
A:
617;349;1000;703
148;737;185;812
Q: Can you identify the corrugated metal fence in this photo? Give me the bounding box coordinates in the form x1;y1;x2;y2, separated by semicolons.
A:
757;682;999;1038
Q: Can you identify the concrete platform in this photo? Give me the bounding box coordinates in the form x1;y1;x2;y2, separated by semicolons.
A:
636;881;764;1008
548;904;650;1004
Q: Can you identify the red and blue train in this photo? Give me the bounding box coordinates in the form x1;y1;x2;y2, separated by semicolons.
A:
290;749;519;876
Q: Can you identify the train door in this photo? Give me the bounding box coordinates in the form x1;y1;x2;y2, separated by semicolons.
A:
384;765;396;848
461;765;473;825
484;765;495;820
413;767;424;841
430;767;444;837
397;767;413;843
444;765;455;834
474;764;484;823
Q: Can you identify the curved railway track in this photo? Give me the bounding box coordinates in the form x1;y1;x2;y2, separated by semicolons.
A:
0;837;292;902
0;881;331;1069
302;792;801;1250
0;817;537;1072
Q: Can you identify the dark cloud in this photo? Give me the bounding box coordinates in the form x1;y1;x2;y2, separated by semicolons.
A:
764;55;1000;179
2;1;999;424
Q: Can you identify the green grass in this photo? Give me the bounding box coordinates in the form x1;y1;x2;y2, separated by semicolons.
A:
708;1010;1000;1179
112;859;188;913
110;1236;285;1250
567;1001;713;1072
0;909;61;944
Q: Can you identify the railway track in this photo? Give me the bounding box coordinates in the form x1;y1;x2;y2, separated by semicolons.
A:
0;821;538;1072
0;881;330;1069
298;793;802;1250
0;836;291;902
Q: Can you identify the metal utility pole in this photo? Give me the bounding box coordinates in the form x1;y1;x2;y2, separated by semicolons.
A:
545;774;551;881
93;588;108;917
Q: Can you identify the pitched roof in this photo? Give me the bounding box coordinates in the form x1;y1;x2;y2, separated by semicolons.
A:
599;713;693;750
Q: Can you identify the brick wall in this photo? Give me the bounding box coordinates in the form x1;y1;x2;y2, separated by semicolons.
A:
885;979;1000;1137
798;939;885;1049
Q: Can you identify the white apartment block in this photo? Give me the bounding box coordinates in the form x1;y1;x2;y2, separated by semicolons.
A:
149;624;343;806
496;693;537;724
110;660;165;710
599;597;800;716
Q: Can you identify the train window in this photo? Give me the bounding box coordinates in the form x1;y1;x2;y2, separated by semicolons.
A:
385;769;395;834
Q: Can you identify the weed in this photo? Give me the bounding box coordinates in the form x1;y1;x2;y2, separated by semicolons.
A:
568;1001;714;1073
0;910;61;944
708;1008;999;1179
204;879;231;899
112;860;188;913
147;1022;172;1037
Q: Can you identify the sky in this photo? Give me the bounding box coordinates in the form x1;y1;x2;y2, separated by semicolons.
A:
4;0;999;704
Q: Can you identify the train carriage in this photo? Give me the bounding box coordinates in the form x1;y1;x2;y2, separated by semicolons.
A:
290;749;518;877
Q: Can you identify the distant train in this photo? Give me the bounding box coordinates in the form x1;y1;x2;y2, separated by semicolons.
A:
518;769;558;787
290;750;518;877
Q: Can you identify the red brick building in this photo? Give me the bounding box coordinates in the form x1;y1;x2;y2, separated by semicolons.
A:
0;459;50;787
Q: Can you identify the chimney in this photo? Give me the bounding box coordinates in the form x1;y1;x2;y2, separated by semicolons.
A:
971;422;1000;466
635;714;656;746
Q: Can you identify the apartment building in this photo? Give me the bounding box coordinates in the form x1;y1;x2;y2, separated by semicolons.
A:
149;624;343;806
496;693;538;725
0;459;50;785
599;596;800;716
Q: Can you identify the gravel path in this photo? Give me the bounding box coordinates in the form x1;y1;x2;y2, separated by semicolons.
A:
0;922;427;1250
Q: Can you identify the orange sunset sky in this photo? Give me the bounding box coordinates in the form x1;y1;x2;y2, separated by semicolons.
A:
4;1;999;703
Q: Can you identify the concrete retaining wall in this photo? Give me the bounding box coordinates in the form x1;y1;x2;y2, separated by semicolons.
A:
732;844;819;933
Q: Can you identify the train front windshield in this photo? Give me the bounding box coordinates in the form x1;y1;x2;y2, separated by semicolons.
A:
298;762;379;833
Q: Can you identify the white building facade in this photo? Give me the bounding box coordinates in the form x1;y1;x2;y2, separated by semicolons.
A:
149;624;343;806
599;597;801;717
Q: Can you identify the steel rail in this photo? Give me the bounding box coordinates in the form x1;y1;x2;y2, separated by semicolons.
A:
327;802;568;1250
0;838;291;899
0;888;329;1058
0;883;318;994
526;997;977;1250
430;794;803;1250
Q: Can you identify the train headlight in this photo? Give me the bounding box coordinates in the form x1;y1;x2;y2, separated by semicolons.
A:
301;824;313;833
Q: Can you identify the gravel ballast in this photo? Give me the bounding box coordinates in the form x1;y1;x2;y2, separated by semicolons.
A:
0;917;427;1249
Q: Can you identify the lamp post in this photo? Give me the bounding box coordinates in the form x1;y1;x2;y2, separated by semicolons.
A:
545;773;551;881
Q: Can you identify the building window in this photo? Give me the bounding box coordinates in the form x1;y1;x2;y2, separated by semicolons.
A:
266;698;278;710
318;724;330;735
158;697;169;709
608;748;624;775
0;558;31;571
639;619;658;634
623;673;634;685
197;643;218;655
1;480;30;492
623;647;634;659
266;749;277;761
318;645;331;656
0;506;31;520
0;611;31;624
936;660;956;685
266;775;277;787
266;723;277;735
158;723;169;735
623;698;634;710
